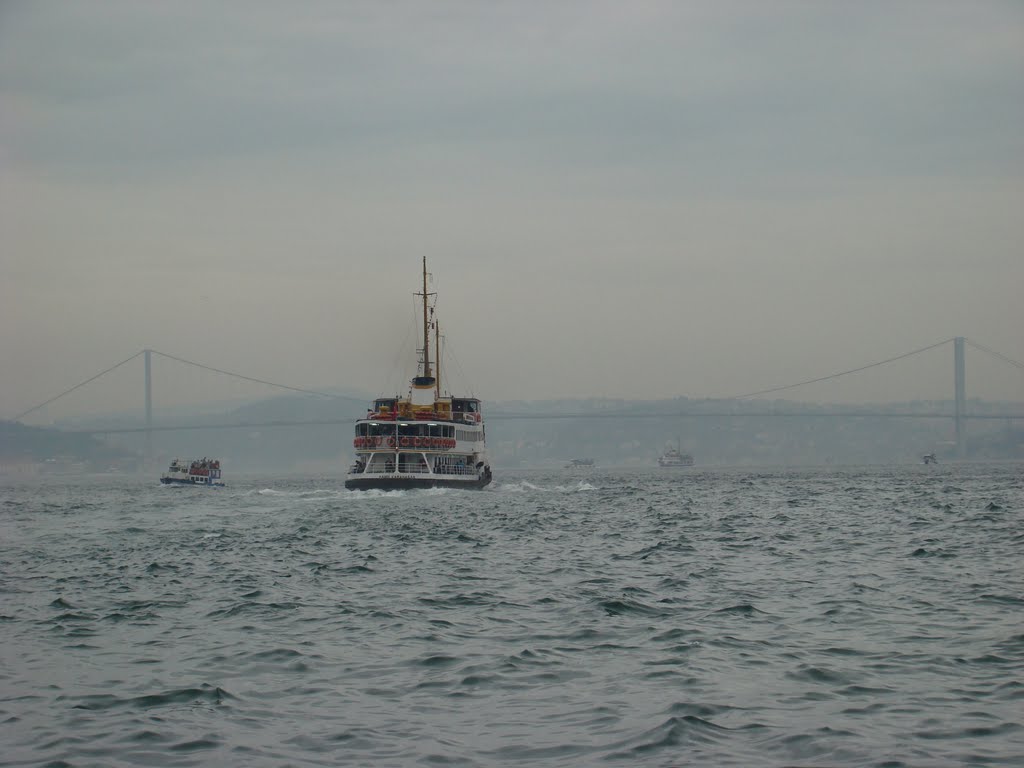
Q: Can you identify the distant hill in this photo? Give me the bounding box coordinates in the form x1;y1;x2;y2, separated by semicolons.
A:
16;394;1023;473
0;420;125;462
225;393;367;423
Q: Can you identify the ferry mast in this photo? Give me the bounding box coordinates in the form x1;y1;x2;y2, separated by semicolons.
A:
417;256;434;380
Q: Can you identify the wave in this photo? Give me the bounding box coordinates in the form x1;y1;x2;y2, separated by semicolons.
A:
65;684;234;711
496;480;598;493
253;488;343;498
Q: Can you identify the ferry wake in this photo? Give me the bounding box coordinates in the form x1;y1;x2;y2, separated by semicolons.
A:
345;259;492;491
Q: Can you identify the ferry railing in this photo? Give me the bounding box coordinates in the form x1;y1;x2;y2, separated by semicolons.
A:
355;463;480;476
432;464;478;476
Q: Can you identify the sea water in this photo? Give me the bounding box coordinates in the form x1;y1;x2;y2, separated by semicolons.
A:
1;464;1022;766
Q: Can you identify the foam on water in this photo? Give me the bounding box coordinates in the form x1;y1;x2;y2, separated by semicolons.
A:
1;464;1022;767
496;479;598;493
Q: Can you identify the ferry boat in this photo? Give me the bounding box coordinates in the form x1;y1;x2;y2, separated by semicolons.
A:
160;458;224;486
345;259;493;491
657;442;694;468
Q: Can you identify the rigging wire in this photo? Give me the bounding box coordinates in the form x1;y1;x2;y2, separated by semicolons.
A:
965;339;1024;372
728;338;955;400
384;296;419;395
12;351;144;421
150;350;364;401
443;331;476;397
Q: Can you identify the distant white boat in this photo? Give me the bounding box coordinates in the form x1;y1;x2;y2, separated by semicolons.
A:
658;442;694;468
566;458;595;469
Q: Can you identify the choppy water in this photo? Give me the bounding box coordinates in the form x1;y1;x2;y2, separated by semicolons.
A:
1;464;1022;767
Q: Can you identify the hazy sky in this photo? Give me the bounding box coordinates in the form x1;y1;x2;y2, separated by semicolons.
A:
3;1;1022;421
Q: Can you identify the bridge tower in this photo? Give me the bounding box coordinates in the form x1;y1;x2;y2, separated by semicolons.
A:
954;336;966;458
144;349;153;461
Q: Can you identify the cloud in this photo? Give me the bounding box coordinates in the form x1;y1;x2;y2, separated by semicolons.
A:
1;1;1022;415
3;1;1022;184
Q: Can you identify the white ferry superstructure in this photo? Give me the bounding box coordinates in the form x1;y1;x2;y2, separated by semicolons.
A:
657;442;694;468
344;259;493;491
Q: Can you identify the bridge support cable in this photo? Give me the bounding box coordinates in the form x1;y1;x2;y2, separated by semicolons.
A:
954;337;966;458
148;349;366;402
965;339;1024;372
727;338;955;401
12;351;145;422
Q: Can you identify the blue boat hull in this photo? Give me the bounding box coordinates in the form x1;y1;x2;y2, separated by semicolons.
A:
160;477;224;487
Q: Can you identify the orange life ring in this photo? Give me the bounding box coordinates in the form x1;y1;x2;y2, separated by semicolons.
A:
373;436;381;447
387;436;396;448
400;437;410;448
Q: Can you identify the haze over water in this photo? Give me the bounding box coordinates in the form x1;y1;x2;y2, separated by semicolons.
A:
2;464;1022;766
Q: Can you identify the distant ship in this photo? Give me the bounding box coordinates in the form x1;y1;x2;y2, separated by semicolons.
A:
657;442;694;468
344;259;492;491
565;458;595;469
922;453;938;465
160;458;224;486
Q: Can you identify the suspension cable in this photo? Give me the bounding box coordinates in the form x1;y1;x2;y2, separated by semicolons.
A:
729;338;955;400
965;339;1024;372
150;350;365;401
444;332;475;397
12;351;145;421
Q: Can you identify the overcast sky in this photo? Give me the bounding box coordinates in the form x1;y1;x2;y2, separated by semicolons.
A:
2;1;1022;421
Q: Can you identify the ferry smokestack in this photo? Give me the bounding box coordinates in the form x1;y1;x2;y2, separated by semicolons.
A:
411;375;436;407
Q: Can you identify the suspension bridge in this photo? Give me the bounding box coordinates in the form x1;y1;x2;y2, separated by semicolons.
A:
7;337;1024;460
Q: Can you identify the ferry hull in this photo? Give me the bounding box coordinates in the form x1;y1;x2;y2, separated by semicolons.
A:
345;475;491;491
160;477;225;487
